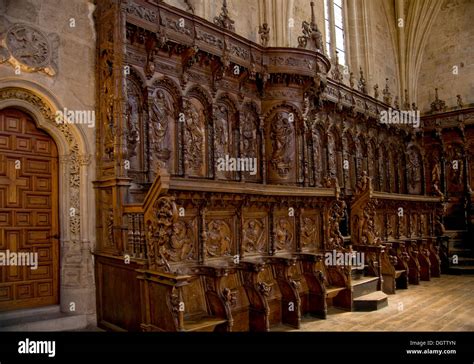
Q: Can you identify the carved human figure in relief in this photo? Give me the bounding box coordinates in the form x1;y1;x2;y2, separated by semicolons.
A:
356;170;371;194
126;88;140;158
270;114;292;177
258;23;270;47
275;218;293;250
206;220;231;257
243;219;265;253
214;105;230;161
150;90;172;165
183;100;205;173
169;220;194;261
242;114;257;158
431;158;443;196
407;148;422;192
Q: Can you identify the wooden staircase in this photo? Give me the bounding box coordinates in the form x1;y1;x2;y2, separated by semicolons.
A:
351;266;388;312
444;230;474;274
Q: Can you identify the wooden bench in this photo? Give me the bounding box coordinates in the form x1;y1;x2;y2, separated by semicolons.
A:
379;242;408;294
405;240;421;285
319;251;352;311
137;269;227;332
385;240;409;291
193;264;250;331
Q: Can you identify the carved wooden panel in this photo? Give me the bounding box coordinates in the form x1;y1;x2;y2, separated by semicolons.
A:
300;209;321;251
0;108;58;311
242;212;268;256
273;209;295;253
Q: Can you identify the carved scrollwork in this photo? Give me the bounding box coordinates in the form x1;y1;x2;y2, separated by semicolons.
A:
146;196;178;271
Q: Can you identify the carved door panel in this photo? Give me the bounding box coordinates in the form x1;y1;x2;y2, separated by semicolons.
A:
0;108;59;311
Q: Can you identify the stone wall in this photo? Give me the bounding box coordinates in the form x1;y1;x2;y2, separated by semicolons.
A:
0;0;97;325
417;0;474;112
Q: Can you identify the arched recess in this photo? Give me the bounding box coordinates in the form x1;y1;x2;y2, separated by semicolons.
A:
149;76;183;179
406;142;424;195
214;94;239;180
241;101;261;182
264;102;303;184
0;80;95;317
183;85;213;178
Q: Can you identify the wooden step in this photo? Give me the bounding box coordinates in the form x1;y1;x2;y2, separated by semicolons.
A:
448;265;474;275
353;291;388;311
184;317;227;332
394;269;405;278
326;286;345;299
351;276;379;298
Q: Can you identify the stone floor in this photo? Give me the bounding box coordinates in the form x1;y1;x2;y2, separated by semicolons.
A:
276;275;474;332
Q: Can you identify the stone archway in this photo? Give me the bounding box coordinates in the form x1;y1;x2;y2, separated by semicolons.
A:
0;84;96;325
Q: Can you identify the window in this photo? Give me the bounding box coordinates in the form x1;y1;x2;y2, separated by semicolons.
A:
324;0;347;66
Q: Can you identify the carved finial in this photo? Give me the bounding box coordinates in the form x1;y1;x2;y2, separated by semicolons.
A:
349;71;355;88
411;102;418;111
403;89;410;109
214;0;235;31
258;23;270;47
430;88;446;113
394;96;400;109
373;84;379;99
383;78;392;105
358;67;367;94
457;94;464;109
310;1;316;25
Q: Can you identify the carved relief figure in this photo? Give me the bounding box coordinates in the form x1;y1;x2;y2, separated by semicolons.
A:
150;90;172;171
214;105;231;178
183;100;205;175
275;217;293;251
327;200;345;250
431;157;443;196
270;114;292;177
168;220;194;261
243;219;265;253
407;148;422;194
126;82;140;159
206;220;232;257
242;113;257;158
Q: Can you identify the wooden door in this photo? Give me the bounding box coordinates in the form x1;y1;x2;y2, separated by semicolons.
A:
0;108;59;311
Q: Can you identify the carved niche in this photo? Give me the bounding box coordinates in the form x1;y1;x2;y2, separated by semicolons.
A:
149;89;175;177
407;146;423;194
267;111;296;183
183;98;207;177
213;98;238;180
446;143;464;192
0;21;59;76
125;74;146;183
242;218;266;254
312;125;324;187
241;104;261;181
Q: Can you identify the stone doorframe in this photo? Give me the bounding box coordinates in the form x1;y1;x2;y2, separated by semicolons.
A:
0;79;96;324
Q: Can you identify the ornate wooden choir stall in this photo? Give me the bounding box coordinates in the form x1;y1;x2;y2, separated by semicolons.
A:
93;0;448;332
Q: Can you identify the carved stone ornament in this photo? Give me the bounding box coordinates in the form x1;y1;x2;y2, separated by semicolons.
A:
430;88;447;113
214;0;235;32
0;20;59;76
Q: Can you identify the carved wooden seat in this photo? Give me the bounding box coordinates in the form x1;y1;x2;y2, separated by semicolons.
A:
319;252;352;311
413;238;432;281
137;270;227;332
294;253;327;318
239;259;282;331
404;240;421;285
262;256;302;328
426;237;441;277
382;241;409;293
193;264;250;331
